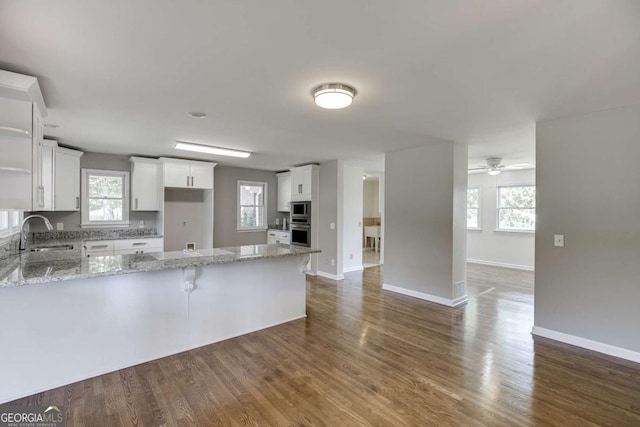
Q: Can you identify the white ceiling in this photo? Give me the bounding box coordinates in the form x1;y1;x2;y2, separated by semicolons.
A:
1;1;639;171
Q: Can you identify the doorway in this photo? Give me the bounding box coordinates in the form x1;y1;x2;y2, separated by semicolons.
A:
362;174;381;268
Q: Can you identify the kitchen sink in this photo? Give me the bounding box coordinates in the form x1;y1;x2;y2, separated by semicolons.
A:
29;244;75;252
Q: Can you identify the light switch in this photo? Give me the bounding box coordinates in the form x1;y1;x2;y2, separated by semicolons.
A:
330;222;335;230
554;235;564;247
56;223;64;231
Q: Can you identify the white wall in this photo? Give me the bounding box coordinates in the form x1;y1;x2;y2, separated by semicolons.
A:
342;165;364;272
467;169;536;270
534;104;640;359
363;179;380;218
384;141;468;306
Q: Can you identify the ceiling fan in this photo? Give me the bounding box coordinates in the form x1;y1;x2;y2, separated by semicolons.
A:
468;157;530;175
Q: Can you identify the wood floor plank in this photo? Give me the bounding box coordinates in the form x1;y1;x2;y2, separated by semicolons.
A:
8;263;640;426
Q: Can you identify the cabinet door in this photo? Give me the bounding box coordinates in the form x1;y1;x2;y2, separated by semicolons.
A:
164;162;190;188
291;167;312;201
190;164;213;189
132;162;160;210
39;141;56;211
277;172;291;212
54;150;81;211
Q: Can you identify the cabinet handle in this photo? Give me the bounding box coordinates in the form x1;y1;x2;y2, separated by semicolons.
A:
298;184;302;194
135;198;139;209
91;245;108;249
38;186;44;207
187;175;190;186
76;196;80;210
132;242;146;246
191;176;194;187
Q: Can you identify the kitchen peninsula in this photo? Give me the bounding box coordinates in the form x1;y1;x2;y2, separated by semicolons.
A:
0;242;319;403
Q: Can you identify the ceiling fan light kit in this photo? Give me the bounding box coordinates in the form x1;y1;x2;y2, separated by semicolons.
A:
468;157;530;175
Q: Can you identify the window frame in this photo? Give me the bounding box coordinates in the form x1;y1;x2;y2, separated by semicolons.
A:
237;180;268;232
466;187;481;231
495;184;536;233
0;210;23;241
81;168;130;228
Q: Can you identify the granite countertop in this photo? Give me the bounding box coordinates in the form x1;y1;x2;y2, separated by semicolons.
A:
267;227;290;232
0;244;320;288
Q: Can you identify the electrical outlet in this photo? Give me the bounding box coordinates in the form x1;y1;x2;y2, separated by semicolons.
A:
350;253;354;260
554;234;564;247
455;281;466;297
331;259;335;266
275;218;280;225
330;222;335;230
56;223;63;231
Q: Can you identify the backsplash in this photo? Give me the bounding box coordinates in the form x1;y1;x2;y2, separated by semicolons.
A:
31;228;159;242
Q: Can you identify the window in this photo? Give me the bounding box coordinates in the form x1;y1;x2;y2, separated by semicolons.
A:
497;185;536;231
237;181;267;231
467;188;480;229
81;169;129;227
0;210;22;239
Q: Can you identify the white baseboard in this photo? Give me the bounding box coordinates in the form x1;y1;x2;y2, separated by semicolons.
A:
382;283;468;307
343;265;364;273
467;258;534;272
532;326;640;363
316;271;345;281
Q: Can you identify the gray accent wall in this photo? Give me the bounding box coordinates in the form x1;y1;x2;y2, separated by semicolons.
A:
384;141;467;301
535;104;640;352
213;165;285;247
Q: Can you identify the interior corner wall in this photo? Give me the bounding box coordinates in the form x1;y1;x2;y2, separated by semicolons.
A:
213;165;282;247
318;160;339;276
535;104;640;354
384;141;458;300
467;169;536;270
342;165;364;271
452;142;468;295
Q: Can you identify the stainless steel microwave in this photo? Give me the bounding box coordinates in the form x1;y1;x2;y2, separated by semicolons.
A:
291;201;310;224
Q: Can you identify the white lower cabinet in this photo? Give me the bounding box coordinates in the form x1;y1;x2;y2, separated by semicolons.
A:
83;238;163;257
267;230;290;244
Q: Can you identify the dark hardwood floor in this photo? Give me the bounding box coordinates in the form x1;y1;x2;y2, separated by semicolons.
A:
10;264;640;426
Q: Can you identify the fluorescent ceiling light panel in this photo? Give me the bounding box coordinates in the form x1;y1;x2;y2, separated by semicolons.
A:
174;141;251;158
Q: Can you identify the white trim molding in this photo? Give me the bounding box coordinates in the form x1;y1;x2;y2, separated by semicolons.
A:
343;265;364;273
467;259;534;272
532;326;640;364
317;271;345;281
382;284;468;307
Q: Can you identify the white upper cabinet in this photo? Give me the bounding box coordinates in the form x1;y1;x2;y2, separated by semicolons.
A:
32;139;57;211
190;164;214;189
54;147;83;211
276;171;292;212
290;165;317;201
130;157;161;211
160;158;216;189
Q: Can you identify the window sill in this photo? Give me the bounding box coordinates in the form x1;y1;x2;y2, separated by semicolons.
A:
494;228;535;234
467;227;482;231
237;228;267;233
80;222;131;229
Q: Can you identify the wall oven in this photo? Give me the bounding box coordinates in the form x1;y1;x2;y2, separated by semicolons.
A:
291;201;310;224
290;224;311;247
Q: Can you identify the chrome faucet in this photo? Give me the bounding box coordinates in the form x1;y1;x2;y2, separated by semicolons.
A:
19;215;54;251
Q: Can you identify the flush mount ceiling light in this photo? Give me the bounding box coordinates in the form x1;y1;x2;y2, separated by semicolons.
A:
174;141;251;158
186;112;207;119
312;83;356;109
487;168;501;176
